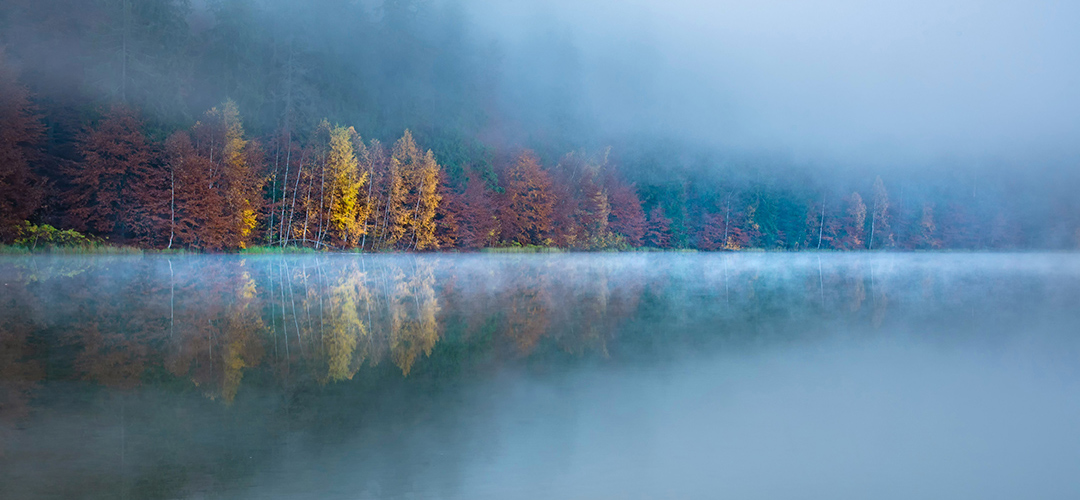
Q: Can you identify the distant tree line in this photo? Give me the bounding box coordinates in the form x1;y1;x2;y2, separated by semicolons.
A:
1;0;1078;250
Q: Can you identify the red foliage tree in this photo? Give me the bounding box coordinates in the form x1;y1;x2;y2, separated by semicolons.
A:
457;171;497;249
180;101;264;250
645;205;672;248
697;212;726;250
433;169;462;249
0;51;45;242
67;105;160;242
164;131;221;249
497;151;555;246
606;176;646;247
548;172;582;247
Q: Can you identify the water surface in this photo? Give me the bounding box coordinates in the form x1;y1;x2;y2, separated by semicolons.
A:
2;253;1079;499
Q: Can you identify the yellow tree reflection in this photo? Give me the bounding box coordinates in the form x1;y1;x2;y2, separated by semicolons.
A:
389;262;440;376
321;263;371;383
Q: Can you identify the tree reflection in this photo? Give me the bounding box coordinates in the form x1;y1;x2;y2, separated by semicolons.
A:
2;254;1063;416
2;254;1078;498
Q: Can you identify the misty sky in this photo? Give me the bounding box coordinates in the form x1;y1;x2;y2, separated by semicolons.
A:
465;0;1080;169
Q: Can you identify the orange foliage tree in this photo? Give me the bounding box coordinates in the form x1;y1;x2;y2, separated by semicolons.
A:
606;174;646;247
498;151;555;246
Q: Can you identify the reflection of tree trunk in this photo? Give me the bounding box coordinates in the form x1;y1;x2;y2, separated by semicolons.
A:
169;259;174;339
279;262;290;359
870;259;876;306
818;255;825;308
284;260;304;354
723;255;730;304
318;260;328;344
268;261;278;359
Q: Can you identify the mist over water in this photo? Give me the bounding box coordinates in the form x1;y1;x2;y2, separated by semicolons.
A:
2;253;1080;499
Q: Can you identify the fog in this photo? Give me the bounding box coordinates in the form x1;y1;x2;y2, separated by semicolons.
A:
467;0;1080;171
5;0;1078;173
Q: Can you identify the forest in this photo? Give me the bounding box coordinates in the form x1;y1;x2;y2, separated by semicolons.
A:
2;0;1078;252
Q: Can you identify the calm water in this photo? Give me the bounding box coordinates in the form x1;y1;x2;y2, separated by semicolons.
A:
2;253;1079;499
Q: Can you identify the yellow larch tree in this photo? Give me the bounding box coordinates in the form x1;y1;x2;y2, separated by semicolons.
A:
202;100;262;250
323;124;370;248
386;130;442;250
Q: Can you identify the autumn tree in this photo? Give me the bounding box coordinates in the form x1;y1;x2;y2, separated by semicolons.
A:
162;101;262;250
384;130;441;250
547;151;634;249
433;169;462;248
733;200;761;249
66;105;160;242
645;205;672;248
163;131;218;249
362;139;390;250
697;212;726;251
842;192;866;249
914;202;939;249
190;100;263;250
0;52;45;242
456;170;498;249
607;176;646;247
321;124;370;248
498;151;555;246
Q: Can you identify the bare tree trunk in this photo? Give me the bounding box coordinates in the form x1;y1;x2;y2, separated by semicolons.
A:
318;192;336;248
817;195;825;250
168;167;175;249
723;202;730;249
409;176;425;251
269;137;280;244
316;153;327;249
302;165;315;246
278;139;292;245
285;158;303;247
361;163;375;251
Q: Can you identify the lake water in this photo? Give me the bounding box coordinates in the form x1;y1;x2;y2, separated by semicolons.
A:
2;253;1079;499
